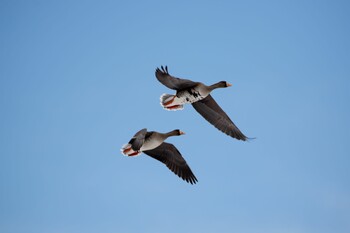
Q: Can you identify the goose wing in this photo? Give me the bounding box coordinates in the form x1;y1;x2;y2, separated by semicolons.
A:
192;95;248;141
155;66;198;91
128;128;147;151
144;142;198;184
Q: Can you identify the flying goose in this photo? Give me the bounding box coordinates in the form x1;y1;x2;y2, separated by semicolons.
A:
121;128;197;184
155;66;249;141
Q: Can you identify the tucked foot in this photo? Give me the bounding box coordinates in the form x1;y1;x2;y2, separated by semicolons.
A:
121;144;141;156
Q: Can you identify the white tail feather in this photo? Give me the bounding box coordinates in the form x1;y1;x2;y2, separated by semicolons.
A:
160;93;184;111
160;93;174;106
121;144;131;150
120;143;141;157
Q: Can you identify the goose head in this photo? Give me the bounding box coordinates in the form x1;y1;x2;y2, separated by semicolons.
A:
173;129;185;136
209;81;232;90
218;81;232;87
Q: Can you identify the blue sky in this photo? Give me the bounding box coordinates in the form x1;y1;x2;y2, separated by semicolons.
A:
1;0;349;232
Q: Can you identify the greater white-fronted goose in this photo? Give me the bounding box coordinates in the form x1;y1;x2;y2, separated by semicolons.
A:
121;128;197;184
155;66;249;141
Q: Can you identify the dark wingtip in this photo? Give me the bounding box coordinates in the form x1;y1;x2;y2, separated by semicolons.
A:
235;133;255;142
158;65;168;74
179;168;197;185
227;129;253;142
245;137;256;142
189;176;198;185
185;172;198;185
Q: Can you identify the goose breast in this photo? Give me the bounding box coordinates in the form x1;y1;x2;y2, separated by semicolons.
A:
177;84;209;104
140;135;163;151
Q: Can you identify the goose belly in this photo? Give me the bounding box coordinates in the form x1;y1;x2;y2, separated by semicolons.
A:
140;139;162;151
177;88;207;104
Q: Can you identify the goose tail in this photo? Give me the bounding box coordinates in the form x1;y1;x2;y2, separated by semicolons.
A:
160;93;184;111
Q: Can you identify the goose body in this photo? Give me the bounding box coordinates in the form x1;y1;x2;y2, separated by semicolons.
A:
121;128;197;184
155;66;249;141
123;131;163;155
160;84;209;110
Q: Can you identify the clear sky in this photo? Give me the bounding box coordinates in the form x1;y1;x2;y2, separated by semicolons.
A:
1;0;349;232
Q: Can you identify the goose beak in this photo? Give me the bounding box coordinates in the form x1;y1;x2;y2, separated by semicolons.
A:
227;82;232;87
180;131;185;135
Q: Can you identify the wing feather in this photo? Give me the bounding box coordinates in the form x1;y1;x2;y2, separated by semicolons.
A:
128;128;147;151
155;66;198;91
144;142;198;184
192;95;248;141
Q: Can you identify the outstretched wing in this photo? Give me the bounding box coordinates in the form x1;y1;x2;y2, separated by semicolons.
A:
192;95;248;141
144;142;198;184
128;128;147;151
155;66;198;91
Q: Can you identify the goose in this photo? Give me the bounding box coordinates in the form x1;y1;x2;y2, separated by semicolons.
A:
121;128;197;184
155;66;249;141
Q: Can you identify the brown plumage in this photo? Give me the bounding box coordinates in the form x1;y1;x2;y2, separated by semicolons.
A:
121;128;198;184
155;66;249;141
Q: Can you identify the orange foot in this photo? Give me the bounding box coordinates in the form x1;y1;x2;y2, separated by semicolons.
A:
123;147;132;154
129;151;140;156
166;105;181;110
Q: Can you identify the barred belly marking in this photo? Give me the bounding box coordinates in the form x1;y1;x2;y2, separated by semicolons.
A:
177;88;206;104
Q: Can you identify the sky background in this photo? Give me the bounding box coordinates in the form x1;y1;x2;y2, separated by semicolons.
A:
1;0;350;232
